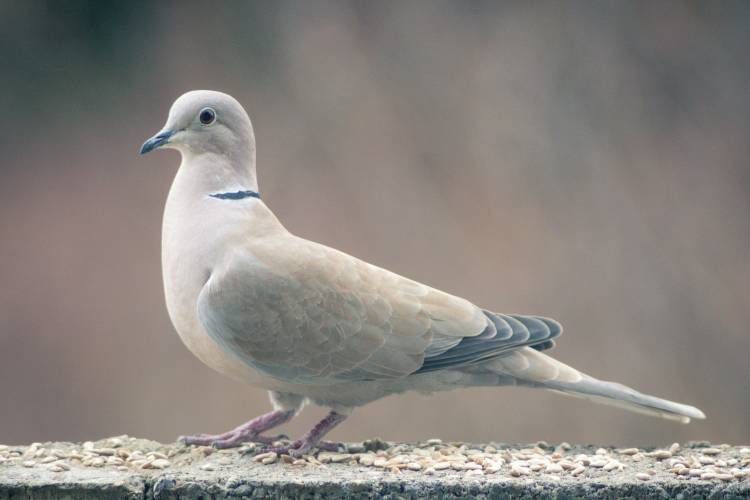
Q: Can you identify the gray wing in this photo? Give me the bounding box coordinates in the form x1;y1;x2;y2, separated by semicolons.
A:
416;313;561;373
197;236;561;384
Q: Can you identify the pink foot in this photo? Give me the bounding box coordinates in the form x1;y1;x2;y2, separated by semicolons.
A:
179;409;295;448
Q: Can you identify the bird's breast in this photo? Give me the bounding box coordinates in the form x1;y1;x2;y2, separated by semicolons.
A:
160;188;273;386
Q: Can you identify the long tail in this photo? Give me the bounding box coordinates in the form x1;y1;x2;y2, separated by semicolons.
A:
484;347;705;423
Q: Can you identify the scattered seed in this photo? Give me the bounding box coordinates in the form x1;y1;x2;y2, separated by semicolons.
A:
4;440;749;484
252;452;276;463
93;448;116;456
603;460;623;471
510;465;530;477
151;458;171;469
59;460;72;470
195;446;213;457
107;438;124;448
485;464;502;474
557;460;575;470
544;463;562;474
319;452;350;464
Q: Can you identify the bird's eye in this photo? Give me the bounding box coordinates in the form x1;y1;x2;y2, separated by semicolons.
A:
199;108;216;125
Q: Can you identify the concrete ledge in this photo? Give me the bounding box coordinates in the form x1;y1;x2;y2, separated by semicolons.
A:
1;438;749;499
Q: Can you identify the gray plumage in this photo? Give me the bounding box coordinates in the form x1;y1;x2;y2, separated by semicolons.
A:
140;90;704;455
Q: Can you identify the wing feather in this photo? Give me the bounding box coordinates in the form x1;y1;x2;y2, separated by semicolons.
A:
197;235;562;383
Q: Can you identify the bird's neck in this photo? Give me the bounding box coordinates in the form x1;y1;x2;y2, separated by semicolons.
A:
177;151;259;196
161;154;265;298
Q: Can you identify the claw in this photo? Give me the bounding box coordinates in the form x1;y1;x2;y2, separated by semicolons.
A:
260;440;308;458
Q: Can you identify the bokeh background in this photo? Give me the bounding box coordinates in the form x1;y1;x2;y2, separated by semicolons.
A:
1;0;748;447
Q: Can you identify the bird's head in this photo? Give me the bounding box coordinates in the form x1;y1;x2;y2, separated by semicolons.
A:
140;90;255;159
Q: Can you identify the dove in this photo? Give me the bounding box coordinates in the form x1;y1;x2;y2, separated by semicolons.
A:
140;90;705;456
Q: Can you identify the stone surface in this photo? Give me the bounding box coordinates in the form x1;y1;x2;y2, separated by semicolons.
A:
1;438;749;499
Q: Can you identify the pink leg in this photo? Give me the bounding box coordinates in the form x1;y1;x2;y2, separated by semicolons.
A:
179;409;295;448
262;410;347;457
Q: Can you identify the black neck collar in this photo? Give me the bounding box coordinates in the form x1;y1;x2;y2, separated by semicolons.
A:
209;190;261;200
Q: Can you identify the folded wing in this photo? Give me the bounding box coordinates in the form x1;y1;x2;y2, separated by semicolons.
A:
197;235;560;384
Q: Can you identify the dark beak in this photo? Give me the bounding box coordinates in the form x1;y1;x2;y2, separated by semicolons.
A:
140;130;175;154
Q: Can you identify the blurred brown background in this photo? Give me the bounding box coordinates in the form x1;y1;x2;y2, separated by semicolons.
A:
1;1;748;447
